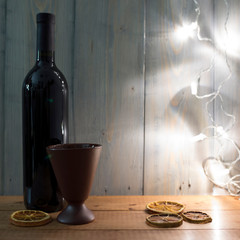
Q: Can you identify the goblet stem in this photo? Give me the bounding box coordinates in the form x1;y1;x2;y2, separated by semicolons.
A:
57;203;95;225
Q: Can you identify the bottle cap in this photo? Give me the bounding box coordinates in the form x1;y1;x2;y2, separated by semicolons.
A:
37;13;55;24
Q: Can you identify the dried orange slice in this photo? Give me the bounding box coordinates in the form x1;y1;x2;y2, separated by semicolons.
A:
182;211;212;224
10;210;52;227
146;201;185;214
146;213;183;228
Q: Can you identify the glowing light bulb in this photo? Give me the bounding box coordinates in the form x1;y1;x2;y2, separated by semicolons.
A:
175;22;198;42
216;31;240;57
192;133;207;142
216;126;228;139
191;81;198;95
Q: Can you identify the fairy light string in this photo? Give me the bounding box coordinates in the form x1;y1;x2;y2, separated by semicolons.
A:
185;0;240;195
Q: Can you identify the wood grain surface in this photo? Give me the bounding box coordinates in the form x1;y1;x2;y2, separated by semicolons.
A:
1;195;240;240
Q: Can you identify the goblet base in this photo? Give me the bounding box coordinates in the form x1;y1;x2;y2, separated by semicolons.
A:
57;203;95;225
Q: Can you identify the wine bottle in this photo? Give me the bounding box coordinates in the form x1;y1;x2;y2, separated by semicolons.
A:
22;13;68;212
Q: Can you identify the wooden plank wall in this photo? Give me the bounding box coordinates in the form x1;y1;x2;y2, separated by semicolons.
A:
213;0;240;166
0;0;5;195
73;0;145;195
0;0;239;195
144;0;218;195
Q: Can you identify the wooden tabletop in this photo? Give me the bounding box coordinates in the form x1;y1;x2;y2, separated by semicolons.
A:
1;195;240;239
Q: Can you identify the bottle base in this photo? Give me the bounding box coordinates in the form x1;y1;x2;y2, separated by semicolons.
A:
24;187;64;213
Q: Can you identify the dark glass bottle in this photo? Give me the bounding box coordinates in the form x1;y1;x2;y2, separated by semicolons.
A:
22;13;68;212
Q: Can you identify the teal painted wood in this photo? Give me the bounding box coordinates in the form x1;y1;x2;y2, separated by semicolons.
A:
3;0;75;195
0;0;6;195
3;0;28;195
73;0;145;195
54;0;75;143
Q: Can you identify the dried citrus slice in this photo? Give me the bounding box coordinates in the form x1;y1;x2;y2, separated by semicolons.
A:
146;201;185;214
182;211;212;224
10;210;52;227
146;213;183;228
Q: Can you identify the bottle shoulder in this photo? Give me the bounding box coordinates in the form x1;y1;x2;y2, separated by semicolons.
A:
23;63;68;88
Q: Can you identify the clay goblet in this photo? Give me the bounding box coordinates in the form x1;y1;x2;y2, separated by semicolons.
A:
46;143;102;225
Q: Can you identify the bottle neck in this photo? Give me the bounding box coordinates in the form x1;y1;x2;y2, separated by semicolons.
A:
37;50;55;63
36;19;55;64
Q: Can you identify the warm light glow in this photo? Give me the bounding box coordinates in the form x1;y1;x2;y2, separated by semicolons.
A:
191;127;229;141
154;128;193;154
171;0;240;196
216;30;240;58
174;22;198;42
203;158;230;189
